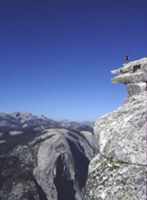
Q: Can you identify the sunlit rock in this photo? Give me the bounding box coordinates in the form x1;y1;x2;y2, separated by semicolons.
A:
86;57;147;200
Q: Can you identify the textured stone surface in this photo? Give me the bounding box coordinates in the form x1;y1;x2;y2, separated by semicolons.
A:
95;93;147;165
86;58;147;200
86;156;146;200
127;83;146;97
111;57;147;84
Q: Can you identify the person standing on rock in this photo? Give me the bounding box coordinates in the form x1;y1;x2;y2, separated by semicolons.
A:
124;55;129;64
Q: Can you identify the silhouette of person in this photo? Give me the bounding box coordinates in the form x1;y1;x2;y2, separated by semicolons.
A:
124;55;129;64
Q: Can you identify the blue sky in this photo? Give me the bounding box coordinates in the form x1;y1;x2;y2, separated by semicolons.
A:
0;0;146;121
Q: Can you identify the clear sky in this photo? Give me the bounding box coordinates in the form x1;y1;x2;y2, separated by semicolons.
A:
0;0;146;121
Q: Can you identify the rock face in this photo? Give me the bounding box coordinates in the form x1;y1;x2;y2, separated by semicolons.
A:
86;58;147;200
0;113;97;200
112;57;147;96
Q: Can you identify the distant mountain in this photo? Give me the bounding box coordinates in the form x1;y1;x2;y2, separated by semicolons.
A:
0;112;94;133
0;112;97;200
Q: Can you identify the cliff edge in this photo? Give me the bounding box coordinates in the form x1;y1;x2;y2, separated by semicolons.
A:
86;58;147;200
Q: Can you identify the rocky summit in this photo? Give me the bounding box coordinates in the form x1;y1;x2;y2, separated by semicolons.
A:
0;112;97;200
86;58;147;200
1;57;147;200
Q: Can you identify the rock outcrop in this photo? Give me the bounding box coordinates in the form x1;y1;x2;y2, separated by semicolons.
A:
86;58;147;200
112;57;147;96
0;113;97;200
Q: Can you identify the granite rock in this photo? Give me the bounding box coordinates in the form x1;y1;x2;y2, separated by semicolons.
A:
86;58;147;200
